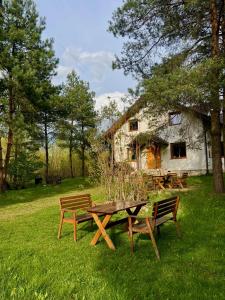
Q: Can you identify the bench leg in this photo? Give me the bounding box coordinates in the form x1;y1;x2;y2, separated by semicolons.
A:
146;219;160;260
157;226;161;237
128;218;134;254
73;213;77;241
73;221;77;241
58;212;64;239
90;219;93;229
175;220;181;238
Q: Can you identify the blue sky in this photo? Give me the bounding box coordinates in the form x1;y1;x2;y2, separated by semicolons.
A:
35;0;137;109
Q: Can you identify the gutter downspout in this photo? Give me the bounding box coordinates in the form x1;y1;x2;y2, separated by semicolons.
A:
204;128;209;175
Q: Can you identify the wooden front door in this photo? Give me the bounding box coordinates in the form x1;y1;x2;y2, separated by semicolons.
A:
147;146;161;169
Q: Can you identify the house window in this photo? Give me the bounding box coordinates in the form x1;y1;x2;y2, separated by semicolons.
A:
171;142;186;159
127;145;136;161
169;112;182;125
129;119;138;131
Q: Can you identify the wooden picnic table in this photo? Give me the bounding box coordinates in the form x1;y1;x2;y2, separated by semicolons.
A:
153;174;182;190
87;200;147;251
152;175;166;190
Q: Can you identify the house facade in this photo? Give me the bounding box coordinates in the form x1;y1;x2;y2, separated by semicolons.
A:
106;102;220;176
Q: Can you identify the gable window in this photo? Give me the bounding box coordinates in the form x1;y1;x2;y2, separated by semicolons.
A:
169;112;182;125
171;142;186;159
129;119;138;131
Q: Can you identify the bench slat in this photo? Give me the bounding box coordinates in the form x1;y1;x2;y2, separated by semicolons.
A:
60;194;90;201
157;199;177;208
155;197;177;205
156;209;174;218
60;197;91;204
156;203;176;214
62;203;91;210
61;199;90;208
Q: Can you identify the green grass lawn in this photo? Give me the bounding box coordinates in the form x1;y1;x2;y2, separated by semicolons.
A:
0;176;225;300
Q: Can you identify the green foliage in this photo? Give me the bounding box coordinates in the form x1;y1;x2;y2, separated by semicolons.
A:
0;0;58;191
8;151;43;189
109;0;211;78
143;57;225;114
99;99;122;130
57;70;97;176
0;0;58;108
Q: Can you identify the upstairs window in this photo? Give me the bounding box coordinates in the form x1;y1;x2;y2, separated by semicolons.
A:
171;142;186;159
129;119;138;131
169;112;182;126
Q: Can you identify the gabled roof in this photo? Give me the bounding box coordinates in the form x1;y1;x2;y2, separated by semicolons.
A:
104;97;147;137
104;97;211;137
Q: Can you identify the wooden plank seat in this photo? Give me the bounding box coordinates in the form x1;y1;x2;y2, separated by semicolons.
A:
128;196;181;260
58;194;104;241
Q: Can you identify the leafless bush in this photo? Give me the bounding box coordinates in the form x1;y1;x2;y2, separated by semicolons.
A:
91;138;148;202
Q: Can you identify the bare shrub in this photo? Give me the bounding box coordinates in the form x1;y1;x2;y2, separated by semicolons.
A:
90;138;148;202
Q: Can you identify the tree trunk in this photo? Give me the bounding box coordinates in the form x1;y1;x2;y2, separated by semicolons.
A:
69;123;74;178
0;137;6;192
69;144;74;178
221;0;225;169
81;122;85;177
211;110;224;192
81;144;85;177
210;0;224;193
13;138;18;187
44;117;49;183
223;91;225;170
1;87;14;191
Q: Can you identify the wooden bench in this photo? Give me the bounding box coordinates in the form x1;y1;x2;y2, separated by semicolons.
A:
128;196;181;260
58;194;102;241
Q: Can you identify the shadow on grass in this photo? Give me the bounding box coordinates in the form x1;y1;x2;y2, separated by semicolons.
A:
88;175;225;299
0;177;93;208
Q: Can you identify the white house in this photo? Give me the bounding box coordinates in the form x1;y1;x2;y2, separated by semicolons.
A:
105;99;222;176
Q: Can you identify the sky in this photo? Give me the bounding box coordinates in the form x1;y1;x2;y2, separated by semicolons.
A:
35;0;137;110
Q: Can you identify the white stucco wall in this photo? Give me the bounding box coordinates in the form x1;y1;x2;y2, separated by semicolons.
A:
113;109;212;175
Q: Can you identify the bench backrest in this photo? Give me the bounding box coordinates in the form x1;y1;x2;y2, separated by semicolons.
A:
152;196;179;220
59;194;92;211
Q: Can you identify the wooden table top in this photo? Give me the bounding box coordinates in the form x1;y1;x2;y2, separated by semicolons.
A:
87;200;147;215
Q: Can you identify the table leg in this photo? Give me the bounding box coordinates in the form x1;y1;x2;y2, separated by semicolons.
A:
125;205;144;230
126;204;142;217
90;213;116;250
158;180;165;190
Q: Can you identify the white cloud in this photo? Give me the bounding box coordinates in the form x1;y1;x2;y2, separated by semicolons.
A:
56;65;73;78
95;91;127;111
58;47;114;83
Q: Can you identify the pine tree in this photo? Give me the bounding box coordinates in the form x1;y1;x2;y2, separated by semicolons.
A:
58;71;96;177
0;0;58;191
109;0;225;193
